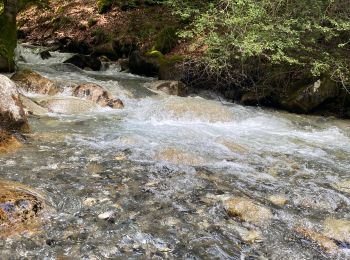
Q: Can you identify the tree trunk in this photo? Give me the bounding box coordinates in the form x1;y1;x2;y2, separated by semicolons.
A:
0;0;19;72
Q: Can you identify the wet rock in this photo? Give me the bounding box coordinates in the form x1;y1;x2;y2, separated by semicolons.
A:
83;198;97;207
40;50;51;60
98;211;114;220
155;147;205;166
161;96;235;123
240;91;273;106
0;130;22;154
119;58;129;72
144;80;187;97
86;163;103;175
281;78;340;113
93;41;119;60
294;225;338;253
72;83;124;109
128;50;159;77
0;75;30;132
216;137;248;154
331;180;350;194
38;97;98;114
11;69;62;95
322;218;350;245
58;37;90;54
291;189;345;213
223;197;273;225
19;94;49;116
228;222;263;243
114;152;127;161
63;54;102;71
0;180;45;236
268;195;288;207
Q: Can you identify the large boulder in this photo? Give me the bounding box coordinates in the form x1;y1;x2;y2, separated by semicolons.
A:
19;94;49;116
11;69;62;95
144;80;187;97
92;41;119;60
281;78;340;113
128;51;159;77
63;54;102;71
0;75;30;132
38;97;98;114
72;83;124;108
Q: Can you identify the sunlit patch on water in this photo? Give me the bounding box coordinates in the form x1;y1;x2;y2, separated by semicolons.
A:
0;45;350;258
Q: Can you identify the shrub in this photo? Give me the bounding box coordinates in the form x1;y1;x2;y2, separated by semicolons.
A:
97;0;113;14
154;26;178;54
168;0;350;89
88;17;98;27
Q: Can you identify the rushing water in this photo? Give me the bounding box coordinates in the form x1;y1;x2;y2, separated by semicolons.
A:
1;45;350;259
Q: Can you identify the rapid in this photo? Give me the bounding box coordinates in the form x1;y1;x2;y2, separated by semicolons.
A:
1;45;350;259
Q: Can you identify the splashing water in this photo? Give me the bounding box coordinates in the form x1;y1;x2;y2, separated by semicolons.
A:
1;45;350;259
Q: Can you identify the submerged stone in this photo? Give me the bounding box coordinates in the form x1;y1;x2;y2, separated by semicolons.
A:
0;130;22;154
0;180;45;236
144;80;187;97
322;218;350;245
20;94;49;116
223;197;273;225
216;137;249;154
38;97;98;114
268;195;288;207
331;180;350;194
162;96;235;123
294;225;338;253
155;147;205;166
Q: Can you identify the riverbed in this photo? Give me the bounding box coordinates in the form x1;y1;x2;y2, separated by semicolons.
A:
1;46;350;259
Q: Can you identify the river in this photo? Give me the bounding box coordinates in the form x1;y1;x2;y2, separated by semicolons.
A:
1;45;350;259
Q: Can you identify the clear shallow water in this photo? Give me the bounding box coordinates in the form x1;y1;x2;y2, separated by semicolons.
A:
1;46;350;259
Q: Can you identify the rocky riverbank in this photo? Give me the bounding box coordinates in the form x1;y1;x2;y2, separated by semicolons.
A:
15;0;350;118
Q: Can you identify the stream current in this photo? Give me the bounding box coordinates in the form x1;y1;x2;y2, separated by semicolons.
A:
1;46;350;259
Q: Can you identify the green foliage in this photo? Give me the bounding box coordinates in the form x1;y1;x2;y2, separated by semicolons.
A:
91;28;113;44
168;0;350;86
0;13;17;71
97;0;113;14
154;26;178;54
88;17;98;27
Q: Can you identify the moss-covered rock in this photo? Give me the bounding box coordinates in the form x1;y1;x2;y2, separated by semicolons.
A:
280;77;341;113
128;50;183;79
0;10;17;72
154;26;178;54
129;50;159;77
97;0;113;14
